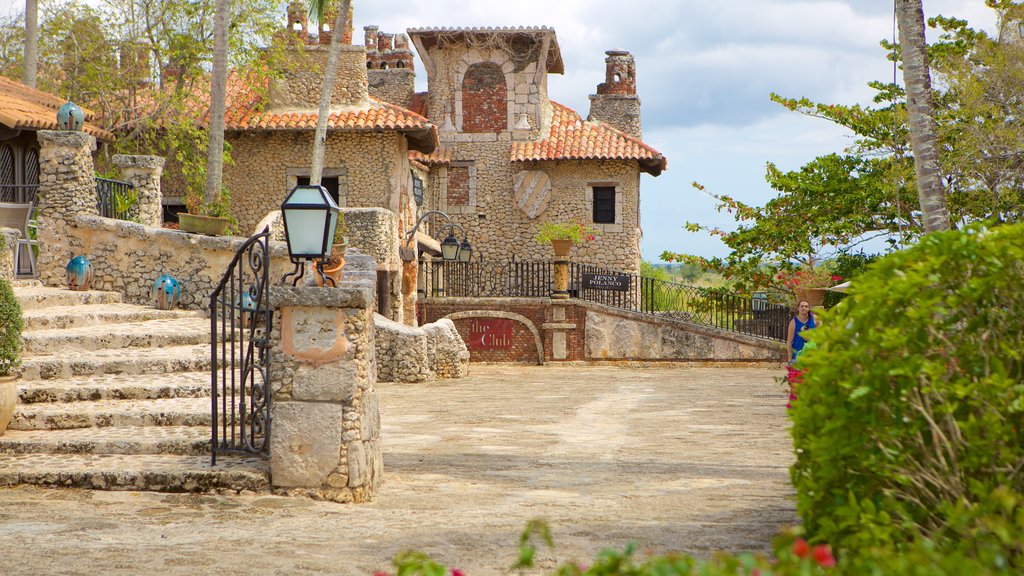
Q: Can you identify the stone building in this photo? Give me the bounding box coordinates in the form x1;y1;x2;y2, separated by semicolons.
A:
159;1;665;321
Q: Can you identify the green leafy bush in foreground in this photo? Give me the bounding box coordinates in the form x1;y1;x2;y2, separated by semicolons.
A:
790;223;1024;569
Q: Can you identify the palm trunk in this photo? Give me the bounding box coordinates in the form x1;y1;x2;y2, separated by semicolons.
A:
203;0;232;206
895;0;950;232
309;0;352;185
22;0;38;88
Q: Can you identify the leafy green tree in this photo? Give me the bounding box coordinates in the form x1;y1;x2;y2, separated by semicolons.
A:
664;3;1024;293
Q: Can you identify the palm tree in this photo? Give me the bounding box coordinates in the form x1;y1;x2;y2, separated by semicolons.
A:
895;0;950;232
203;0;232;207
307;0;352;185
22;0;38;87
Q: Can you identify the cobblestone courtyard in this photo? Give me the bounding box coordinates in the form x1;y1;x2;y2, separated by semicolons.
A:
0;365;796;575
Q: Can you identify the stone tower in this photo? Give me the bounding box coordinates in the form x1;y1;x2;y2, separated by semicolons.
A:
587;49;642;138
286;0;308;42
365;27;416;108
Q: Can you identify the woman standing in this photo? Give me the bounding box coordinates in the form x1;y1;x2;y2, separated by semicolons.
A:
787;300;817;363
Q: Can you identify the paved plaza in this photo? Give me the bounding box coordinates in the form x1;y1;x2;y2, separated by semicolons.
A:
0;365;796;575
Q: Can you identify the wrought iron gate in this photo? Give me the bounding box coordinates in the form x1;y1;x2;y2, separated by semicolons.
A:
209;228;272;464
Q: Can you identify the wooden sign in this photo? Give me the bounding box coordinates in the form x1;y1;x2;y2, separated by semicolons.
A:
581;272;630;292
466;318;515;350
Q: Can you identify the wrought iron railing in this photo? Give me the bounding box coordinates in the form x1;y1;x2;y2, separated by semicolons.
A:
95;177;135;220
420;259;790;341
570;263;790;340
210;228;272;464
0;184;38;204
419;258;552;298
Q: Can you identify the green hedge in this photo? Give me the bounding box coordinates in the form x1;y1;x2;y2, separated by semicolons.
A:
790;223;1024;569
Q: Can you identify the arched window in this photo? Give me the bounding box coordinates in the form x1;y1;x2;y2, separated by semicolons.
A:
0;145;14;200
461;62;506;133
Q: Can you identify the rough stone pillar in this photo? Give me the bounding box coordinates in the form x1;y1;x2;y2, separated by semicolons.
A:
112;155;165;227
0;229;19;282
267;252;382;502
35;131;98;288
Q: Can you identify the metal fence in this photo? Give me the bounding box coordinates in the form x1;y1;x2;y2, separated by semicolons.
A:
95;177;135;220
419;258;552;298
420;259;790;341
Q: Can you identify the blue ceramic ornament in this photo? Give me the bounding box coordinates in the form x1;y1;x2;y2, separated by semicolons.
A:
237;289;257;327
65;256;93;291
152;274;182;310
57;101;85;131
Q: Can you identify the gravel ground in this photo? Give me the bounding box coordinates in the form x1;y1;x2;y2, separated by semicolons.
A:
0;365;797;575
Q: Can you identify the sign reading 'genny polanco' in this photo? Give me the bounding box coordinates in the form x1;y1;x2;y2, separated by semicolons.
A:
581;272;631;292
466;318;515;350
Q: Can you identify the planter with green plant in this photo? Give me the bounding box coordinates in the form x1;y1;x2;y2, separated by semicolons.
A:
535;221;599;257
179;187;236;236
0;277;23;435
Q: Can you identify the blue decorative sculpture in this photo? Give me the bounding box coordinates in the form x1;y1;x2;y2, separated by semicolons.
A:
237;289;257;327
56;101;85;131
65;256;93;291
152;274;182;310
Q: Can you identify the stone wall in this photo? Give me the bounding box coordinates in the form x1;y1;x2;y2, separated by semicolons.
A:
374;314;469;382
224;131;408;235
431;141;642;274
266;250;382;502
587;94;642;140
0;229;17;282
111;155;165;228
420;297;786;363
268;45;370;109
367;68;415;109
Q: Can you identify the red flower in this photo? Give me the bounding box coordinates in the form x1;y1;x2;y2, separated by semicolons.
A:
813;544;836;568
372;572;390;576
792;538;810;558
451;569;465;576
831;275;842;282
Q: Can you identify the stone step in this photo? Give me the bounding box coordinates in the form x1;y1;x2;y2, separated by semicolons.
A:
0;452;269;493
17;371;210;404
14;286;123;310
22;317;211;354
21;303;200;331
19;344;210;381
10;397;210;430
0;425;211;455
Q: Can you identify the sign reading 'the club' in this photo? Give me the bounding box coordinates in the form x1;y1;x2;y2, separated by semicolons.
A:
467;318;515;350
581;272;631;292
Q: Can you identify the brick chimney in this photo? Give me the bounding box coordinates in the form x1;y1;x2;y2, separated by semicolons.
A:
286;0;308;42
318;1;354;45
365;28;415;108
587;49;642;138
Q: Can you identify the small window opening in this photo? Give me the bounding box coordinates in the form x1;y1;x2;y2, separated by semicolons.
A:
592;186;615;224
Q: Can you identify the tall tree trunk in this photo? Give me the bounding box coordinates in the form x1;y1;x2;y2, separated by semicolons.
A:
203;0;232;207
309;0;352;185
896;0;950;232
22;0;38;87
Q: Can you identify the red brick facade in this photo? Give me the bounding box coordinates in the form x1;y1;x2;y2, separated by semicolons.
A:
447;165;471;206
461;62;507;133
420;299;587;363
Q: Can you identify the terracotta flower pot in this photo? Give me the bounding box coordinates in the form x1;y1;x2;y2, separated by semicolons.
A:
0;374;18;436
312;255;345;287
795;288;827;308
550;239;573;258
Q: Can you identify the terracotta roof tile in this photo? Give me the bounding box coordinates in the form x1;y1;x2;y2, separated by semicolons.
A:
510;102;666;176
409;147;451;165
0;75;114;141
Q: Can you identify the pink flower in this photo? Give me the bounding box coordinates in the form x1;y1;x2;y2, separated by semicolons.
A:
451;569;465;576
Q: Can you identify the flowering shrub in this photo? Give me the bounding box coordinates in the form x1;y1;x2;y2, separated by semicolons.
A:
535;222;599;245
776;266;841;290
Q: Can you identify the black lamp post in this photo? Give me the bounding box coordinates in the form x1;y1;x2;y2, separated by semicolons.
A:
405;210;472;263
280;184;340;286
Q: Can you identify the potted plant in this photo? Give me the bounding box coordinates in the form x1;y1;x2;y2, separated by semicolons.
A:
776;264;840;307
179;187;235;236
534;222;599;257
0;277;23;435
312;212;349;287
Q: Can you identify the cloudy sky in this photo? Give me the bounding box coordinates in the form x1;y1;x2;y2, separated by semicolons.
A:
0;0;1001;260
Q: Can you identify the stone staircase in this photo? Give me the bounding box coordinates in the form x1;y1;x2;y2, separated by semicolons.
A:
0;282;270;493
